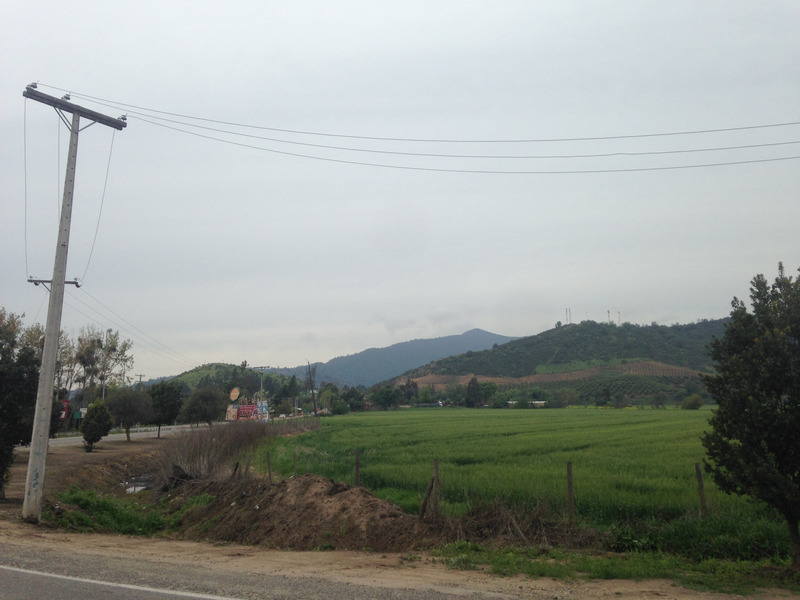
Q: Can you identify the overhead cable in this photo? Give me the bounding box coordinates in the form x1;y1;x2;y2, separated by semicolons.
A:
125;113;800;159
37;83;800;144
133;116;800;174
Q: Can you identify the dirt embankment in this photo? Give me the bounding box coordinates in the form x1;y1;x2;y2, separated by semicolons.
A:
171;475;443;551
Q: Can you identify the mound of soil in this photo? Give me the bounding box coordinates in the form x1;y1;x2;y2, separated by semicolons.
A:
169;474;445;552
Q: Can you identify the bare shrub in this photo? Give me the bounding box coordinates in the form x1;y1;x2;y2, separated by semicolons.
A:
156;418;320;489
453;496;600;549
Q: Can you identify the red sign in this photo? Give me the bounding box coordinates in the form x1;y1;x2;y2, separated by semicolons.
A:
237;405;259;420
59;400;70;421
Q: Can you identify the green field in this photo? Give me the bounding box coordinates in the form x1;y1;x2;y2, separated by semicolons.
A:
256;407;789;560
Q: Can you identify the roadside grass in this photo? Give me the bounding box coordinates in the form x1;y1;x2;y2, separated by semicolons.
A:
45;486;219;535
432;541;800;595
45;488;165;535
162;492;216;529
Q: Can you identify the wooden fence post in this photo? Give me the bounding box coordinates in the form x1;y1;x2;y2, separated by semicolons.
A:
431;458;441;518
419;458;441;522
695;462;708;518
566;461;576;526
355;450;361;487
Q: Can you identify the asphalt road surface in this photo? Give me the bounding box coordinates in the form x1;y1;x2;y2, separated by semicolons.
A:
1;565;244;600
47;425;192;448
0;540;506;600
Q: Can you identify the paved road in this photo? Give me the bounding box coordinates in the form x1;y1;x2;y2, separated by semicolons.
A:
0;542;498;600
0;565;243;600
48;425;195;448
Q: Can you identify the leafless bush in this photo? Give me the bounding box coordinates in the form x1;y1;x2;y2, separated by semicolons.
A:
452;497;599;549
156;418;321;489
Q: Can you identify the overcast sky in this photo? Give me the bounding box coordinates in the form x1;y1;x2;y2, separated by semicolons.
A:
2;1;799;380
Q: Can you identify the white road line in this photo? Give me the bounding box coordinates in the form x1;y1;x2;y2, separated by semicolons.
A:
0;565;246;600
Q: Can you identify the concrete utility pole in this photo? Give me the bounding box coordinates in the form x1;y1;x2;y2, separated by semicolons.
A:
21;85;126;522
254;366;271;400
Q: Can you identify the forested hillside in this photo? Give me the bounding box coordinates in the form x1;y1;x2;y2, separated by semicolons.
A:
168;362;288;400
391;320;729;407
409;319;727;379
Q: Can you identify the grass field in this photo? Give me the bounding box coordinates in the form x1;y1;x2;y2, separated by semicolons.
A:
255;407;790;562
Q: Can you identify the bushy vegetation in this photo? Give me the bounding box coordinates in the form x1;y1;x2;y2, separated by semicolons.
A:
702;263;800;570
80;401;112;452
0;309;41;497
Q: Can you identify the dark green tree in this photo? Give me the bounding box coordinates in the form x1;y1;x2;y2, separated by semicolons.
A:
276;375;300;399
182;385;227;427
148;380;185;437
701;264;800;570
275;399;294;417
107;387;153;441
372;386;401;410
0;310;39;498
342;387;366;412
479;381;498;404
331;399;350;415
596;386;611;407
402;378;419;402
465;377;482;407
80;401;112;452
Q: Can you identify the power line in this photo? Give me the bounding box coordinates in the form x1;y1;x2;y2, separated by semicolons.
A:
133;116;800;174
38;83;800;144
80;130;117;283
75;287;198;366
34;83;800;174
127;112;800;159
61;287;197;369
63;292;189;368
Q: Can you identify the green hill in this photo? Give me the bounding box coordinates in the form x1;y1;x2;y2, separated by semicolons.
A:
400;320;728;406
168;362;289;400
408;319;726;378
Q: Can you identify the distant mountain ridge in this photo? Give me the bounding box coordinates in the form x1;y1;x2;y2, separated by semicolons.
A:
271;329;518;387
